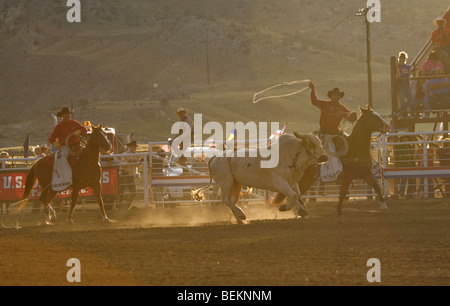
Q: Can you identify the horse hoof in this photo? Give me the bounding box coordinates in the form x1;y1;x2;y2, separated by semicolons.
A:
296;209;308;219
279;205;286;211
237;219;248;225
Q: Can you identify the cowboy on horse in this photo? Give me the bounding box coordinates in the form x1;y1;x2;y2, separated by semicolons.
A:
309;82;358;141
49;107;87;153
48;107;87;191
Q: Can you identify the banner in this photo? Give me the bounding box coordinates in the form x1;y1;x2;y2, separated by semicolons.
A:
0;167;118;202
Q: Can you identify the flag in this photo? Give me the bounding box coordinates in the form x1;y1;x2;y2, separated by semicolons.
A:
23;134;30;158
227;127;236;141
270;122;288;140
280;122;287;134
160;144;171;152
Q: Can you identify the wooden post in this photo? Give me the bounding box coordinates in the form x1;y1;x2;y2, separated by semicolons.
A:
390;56;399;129
365;11;373;108
205;27;210;85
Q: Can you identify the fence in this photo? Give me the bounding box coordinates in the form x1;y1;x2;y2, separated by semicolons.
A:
1;131;449;216
379;130;450;199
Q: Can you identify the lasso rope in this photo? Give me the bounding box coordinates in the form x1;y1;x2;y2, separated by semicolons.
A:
253;79;311;104
322;134;349;157
1;215;22;229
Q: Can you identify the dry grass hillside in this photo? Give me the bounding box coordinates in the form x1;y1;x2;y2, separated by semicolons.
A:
1;0;449;148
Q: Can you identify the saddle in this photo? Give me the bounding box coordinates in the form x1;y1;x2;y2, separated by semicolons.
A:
315;130;348;183
48;144;84;191
44;153;78;168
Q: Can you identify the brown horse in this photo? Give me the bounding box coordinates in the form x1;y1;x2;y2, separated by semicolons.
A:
272;105;391;216
20;124;112;223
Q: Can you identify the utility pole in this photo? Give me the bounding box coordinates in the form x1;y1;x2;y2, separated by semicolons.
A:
356;7;373;109
205;27;210;85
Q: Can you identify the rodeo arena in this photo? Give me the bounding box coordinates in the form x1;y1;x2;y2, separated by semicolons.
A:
1;6;450;288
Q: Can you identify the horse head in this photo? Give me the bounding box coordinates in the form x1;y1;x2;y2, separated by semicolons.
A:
91;124;112;152
358;105;390;134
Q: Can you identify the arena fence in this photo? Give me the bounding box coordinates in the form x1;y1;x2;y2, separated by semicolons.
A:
1;131;449;217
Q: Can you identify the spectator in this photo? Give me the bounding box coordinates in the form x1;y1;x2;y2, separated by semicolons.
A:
393;135;416;199
0;151;11;169
423;66;450;111
34;146;46;158
119;141;140;209
437;138;450;198
100;148;120;166
150;145;165;176
415;137;436;198
173;108;194;150
395;52;415;114
40;144;49;155
431;17;450;55
421;51;444;76
432;42;450;74
411;70;428;117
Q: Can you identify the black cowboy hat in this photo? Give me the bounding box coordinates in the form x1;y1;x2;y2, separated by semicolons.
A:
327;88;345;99
126;140;137;147
56;107;73;117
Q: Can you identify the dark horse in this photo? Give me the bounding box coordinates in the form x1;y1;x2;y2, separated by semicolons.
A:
273;105;390;216
20;124;112;223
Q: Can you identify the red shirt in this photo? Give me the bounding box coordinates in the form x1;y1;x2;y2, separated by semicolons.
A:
48;119;87;146
311;90;351;134
432;27;450;46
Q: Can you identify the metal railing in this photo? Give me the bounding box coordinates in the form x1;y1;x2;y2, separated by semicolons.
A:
380;130;450;199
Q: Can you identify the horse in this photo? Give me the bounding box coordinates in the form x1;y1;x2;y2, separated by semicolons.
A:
272;105;391;216
20;124;112;223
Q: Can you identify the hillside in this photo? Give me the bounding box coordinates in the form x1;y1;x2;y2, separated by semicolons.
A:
1;0;449;148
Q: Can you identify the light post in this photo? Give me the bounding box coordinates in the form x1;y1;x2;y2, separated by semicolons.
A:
356;7;373;109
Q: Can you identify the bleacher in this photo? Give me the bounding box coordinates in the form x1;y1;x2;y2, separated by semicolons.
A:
391;8;450;133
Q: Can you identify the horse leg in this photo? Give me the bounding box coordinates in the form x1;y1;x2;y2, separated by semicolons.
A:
68;187;80;223
364;174;388;213
299;164;319;195
40;188;57;224
92;182;110;221
337;174;353;217
270;164;319;205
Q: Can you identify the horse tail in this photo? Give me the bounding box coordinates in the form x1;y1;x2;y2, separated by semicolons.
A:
19;162;37;210
192;156;216;201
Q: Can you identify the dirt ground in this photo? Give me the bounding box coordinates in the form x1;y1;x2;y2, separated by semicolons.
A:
0;199;449;286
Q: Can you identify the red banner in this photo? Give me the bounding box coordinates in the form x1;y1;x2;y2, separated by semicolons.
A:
0;167;118;202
